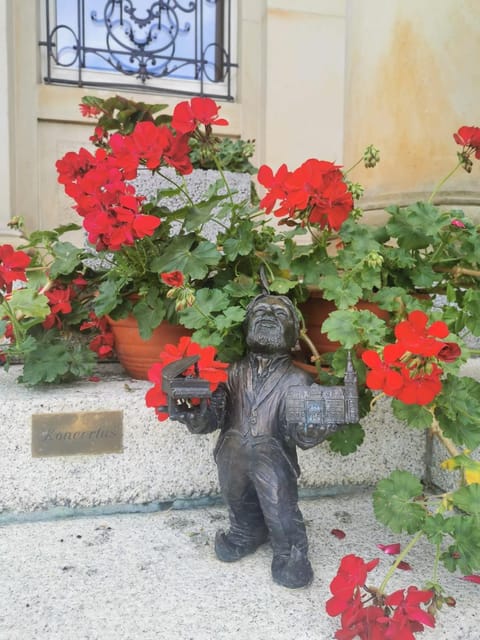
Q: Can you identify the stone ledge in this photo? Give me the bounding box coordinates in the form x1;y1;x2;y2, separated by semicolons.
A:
0;361;432;516
11;354;480;513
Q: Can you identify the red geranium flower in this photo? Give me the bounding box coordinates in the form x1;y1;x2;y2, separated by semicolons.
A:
258;159;353;231
162;130;193;175
56;147;103;186
384;586;435;636
171;97;229;134
395;310;449;358
395;364;443;405
257;163;290;214
0;244;32;293
80;312;115;359
361;344;405;395
145;337;229;422
42;286;73;329
79;103;102;118
326;554;380;617
161;271;184;287
453;125;480;158
437;342;462;363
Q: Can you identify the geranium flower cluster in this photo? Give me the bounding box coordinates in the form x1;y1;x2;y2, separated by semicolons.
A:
0;244;31;293
145;336;229;421
0;242;114;361
326;554;435;640
56;97;228;251
361;310;461;405
257;158;354;230
79;311;115;359
453;125;480;172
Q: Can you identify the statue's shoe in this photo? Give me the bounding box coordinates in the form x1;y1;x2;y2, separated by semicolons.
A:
214;529;268;563
271;546;313;589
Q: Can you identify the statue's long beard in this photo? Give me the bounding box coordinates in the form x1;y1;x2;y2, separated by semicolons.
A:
246;324;288;354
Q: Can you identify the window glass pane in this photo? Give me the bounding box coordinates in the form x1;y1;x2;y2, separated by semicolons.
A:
40;1;236;99
55;0;218;80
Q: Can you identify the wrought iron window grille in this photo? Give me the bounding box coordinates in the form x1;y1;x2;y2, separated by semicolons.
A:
39;0;237;100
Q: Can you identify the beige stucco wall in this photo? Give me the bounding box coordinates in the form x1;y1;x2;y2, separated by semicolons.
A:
344;0;480;223
264;1;346;171
1;0;347;242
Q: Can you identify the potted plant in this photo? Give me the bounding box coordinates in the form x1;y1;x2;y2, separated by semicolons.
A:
244;128;480;636
0;96;293;382
144;125;480;637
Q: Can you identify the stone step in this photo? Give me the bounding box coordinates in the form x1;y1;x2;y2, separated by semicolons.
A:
1;360;478;517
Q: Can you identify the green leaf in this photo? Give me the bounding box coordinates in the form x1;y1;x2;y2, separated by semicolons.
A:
269;277;297;294
6;289;50;320
191;327;223;348
391;400;433;429
183;195;229;232
327;423;365;455
214;306;246;332
354;310;388;346
436;375;480;449
151;236;221;279
423;513;450;545
94;280;124;317
21;341;70;385
373;470;426;533
441;515;480;574
179;288;229;329
49;242;85;278
452;484;480;517
386;202;444;249
322;309;361;349
463;288;480;336
318;275;362;308
223;221;255;259
132;298;166;340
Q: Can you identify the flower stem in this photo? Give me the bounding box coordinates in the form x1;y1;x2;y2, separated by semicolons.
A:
212;154;235;207
428;160;462;203
429;415;460;459
156;171;195;207
378;530;424;595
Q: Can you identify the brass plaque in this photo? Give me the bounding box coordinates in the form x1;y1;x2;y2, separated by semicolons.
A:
31;411;123;457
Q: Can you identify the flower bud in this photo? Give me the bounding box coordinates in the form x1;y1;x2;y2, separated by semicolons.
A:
365;251;384;268
458;151;473;173
348;182;365;200
363;145;380;168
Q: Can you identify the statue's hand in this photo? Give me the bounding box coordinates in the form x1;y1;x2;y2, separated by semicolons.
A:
291;422;331;450
174;402;212;434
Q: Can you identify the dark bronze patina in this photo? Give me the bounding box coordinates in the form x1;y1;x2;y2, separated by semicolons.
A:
164;294;358;589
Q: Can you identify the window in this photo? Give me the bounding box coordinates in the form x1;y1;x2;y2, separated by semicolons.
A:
39;0;237;99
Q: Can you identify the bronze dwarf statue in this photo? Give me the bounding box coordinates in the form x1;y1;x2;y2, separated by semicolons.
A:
166;293;358;589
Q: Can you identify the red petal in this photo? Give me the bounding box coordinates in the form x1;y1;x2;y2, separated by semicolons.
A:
396;561;412;571
459;574;480;584
331;529;346;539
377;543;401;555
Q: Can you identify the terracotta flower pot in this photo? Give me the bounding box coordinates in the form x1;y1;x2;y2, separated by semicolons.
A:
298;289;390;356
107;315;192;380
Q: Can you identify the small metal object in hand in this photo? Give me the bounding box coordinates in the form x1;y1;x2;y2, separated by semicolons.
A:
161;355;212;419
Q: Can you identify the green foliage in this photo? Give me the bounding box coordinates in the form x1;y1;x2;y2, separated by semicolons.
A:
20;334;96;385
440;515;480;574
189;136;258;175
391;401;433;429
326;423;365;455
373;470;427;534
435;375;480;449
322;309;387;349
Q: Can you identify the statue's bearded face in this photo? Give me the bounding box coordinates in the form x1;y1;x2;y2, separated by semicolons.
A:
246;296;297;354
